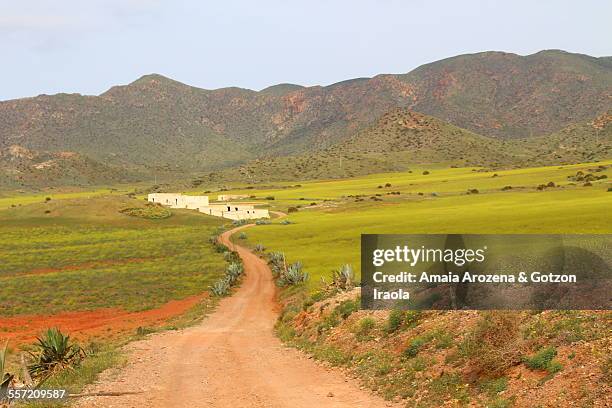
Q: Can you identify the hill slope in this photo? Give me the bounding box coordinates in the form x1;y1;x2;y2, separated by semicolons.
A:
515;111;612;165
0;50;610;187
0;145;139;188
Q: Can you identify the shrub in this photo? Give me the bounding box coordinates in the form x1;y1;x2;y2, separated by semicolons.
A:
45;197;51;202
385;183;392;187
120;206;171;219
335;299;360;319
355;317;376;341
458;312;522;376
287;207;298;213
265;196;275;200
255;219;271;225
467;188;479;194
386;309;405;334
523;346;562;374
28;328;84;381
422;170;430;175
238;232;247;240
403;336;427;358
254;243;266;253
385;310;421;334
280;219;292;225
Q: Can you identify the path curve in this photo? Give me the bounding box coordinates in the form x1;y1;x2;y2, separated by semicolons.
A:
76;224;396;408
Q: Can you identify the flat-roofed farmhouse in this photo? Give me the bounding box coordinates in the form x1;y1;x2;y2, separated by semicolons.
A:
147;193;269;220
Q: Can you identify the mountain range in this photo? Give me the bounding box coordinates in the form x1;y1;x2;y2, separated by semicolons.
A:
0;49;610;188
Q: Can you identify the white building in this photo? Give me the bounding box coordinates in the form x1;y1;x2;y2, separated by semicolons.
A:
147;193;208;209
199;203;269;220
217;194;249;201
147;193;269;220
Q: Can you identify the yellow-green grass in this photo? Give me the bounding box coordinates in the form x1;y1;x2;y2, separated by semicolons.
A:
242;163;611;291
0;188;120;210
0;195;226;316
199;160;611;209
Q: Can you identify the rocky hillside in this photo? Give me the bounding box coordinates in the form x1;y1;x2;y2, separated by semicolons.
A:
0;50;610;187
515;111;612;165
0;145;139;188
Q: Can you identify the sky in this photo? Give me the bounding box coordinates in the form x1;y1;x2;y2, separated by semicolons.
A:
1;0;610;100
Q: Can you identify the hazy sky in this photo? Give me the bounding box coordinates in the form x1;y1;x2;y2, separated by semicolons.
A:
1;0;610;100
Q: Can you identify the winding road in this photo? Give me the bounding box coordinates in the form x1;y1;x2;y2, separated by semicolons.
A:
76;224;396;407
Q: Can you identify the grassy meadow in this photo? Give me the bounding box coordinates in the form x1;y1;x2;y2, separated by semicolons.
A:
235;161;612;291
0;195;226;316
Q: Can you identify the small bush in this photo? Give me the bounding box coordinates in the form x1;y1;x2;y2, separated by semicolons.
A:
238;232;247;240
280;219;292;225
355;317;376;341
287;207;298;213
120;205;171;219
403;336;427;358
387;310;421;334
335;299;360;319
386;309;405;334
254;243;266;253
265;196;275;200
422;170;430;175
523;346;562;374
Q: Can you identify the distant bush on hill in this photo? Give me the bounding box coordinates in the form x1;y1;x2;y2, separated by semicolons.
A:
120;204;171;219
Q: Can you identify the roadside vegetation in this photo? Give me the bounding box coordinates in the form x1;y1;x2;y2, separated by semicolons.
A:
0;194;235;406
231;161;611;406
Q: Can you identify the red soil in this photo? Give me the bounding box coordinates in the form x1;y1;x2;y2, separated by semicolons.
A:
0;293;208;346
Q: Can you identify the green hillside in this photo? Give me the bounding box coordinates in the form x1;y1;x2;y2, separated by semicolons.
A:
0;50;610;188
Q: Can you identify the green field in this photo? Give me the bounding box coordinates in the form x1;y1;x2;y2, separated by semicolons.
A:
0;188;124;210
0;196;226;315
238;161;611;291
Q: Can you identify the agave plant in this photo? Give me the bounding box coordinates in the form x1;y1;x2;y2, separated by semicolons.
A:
278;261;309;286
28;328;83;382
225;262;244;284
267;252;286;278
0;341;13;400
210;279;231;297
332;264;355;291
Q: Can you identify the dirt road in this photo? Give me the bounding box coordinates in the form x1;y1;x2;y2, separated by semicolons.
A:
76;225;396;408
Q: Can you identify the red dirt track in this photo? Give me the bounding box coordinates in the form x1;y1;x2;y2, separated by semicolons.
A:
0;294;207;345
